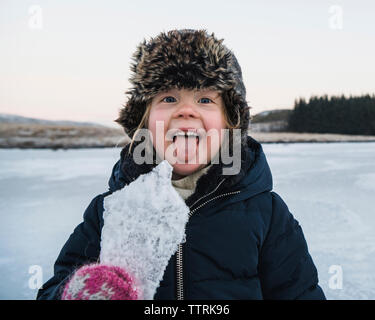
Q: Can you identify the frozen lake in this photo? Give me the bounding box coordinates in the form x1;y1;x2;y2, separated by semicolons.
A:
0;142;374;300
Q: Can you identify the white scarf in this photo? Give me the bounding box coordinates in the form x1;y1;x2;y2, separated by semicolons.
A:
171;164;212;200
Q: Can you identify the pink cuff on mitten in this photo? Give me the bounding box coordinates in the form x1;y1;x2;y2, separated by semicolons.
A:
61;264;139;300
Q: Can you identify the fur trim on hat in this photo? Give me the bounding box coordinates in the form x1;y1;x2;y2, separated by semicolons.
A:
116;29;250;141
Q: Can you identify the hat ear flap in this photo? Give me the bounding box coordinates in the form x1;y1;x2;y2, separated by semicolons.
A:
115;98;148;138
222;89;251;142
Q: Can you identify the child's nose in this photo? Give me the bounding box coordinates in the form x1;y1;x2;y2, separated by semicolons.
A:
173;102;200;119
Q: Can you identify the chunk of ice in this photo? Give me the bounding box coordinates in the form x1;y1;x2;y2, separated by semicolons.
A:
100;160;189;299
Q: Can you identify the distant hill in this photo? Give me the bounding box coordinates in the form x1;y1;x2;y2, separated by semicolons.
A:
0;113;129;149
0;113;106;127
251;109;292;123
249;109;291;133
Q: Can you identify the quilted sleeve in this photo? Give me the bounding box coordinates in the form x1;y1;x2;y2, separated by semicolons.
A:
258;192;326;300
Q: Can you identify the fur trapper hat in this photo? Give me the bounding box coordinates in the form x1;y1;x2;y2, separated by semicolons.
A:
116;29;250;142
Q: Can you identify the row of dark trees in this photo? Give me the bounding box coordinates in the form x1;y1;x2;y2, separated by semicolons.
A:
287;94;375;135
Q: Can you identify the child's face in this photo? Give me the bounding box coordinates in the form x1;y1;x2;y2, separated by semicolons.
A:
148;88;227;179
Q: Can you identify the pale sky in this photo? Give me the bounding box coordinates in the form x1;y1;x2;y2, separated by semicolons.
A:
1;0;374;127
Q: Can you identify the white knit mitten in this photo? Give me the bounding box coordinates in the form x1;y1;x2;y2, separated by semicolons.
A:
100;160;190;299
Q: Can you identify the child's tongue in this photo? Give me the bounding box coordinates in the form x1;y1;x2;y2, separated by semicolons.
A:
174;135;198;163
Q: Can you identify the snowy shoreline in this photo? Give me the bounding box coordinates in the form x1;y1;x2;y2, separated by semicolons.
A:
1;136;375;149
2;139;375;150
251;132;375;144
1;123;375;149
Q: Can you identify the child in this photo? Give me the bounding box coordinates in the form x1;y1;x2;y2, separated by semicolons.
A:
37;29;325;300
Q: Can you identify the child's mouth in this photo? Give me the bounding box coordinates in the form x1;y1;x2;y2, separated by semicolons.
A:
172;131;200;144
170;129;202;163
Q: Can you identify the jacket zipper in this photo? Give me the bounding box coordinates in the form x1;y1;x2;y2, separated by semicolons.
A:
176;189;241;300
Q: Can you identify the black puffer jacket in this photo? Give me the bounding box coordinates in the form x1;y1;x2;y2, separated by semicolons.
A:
37;136;325;300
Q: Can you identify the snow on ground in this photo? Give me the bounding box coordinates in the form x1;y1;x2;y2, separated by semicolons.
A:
262;142;375;300
0;142;374;299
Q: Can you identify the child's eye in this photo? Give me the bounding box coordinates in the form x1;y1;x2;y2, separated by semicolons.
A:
199;97;213;104
162;96;177;103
